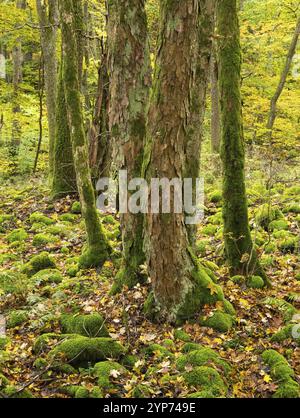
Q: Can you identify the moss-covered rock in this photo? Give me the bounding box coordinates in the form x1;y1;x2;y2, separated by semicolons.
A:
22;252;56;277
0;337;10;350
183;366;227;396
50;336;125;367
120;354;138;369
247;276;265;289
60;313;109;338
31;269;63;286
101;215;117;225
176;348;231;375
264;242;277;254
29;212;55;226
3;385;33;398
59;213;77;223
208;190;223;204
202;224;218;237
33;333;77;354
269;220;289;231
284;203;300;214
33;233;59;247
200;312;234;332
93;361;126;388
71;201;81;214
195;240;210;257
7;310;28;328
271;324;300;345
263;297;297;322
60;385;90;398
278;237;298;254
231;275;245;284
255;204;283;229
262;349;299;398
6;228;28;244
182;343;204;353
144;344;174;359
174;329;191;342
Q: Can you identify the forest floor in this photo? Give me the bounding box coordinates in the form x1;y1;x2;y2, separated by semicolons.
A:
0;168;299;398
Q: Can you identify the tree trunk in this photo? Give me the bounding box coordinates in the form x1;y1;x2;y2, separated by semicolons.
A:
89;44;111;181
36;0;58;177
51;55;77;198
217;0;270;285
9;0;26;174
60;0;111;268
267;16;300;136
210;39;221;153
107;0;152;291
143;0;228;322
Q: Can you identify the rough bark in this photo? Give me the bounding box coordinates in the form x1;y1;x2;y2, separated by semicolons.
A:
217;0;270;285
36;0;58;176
107;0;152;291
60;0;111;268
51;56;77;198
267;16;300;136
143;0;229;322
89;45;111;181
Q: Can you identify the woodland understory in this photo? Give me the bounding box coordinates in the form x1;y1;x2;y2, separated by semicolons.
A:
0;0;299;400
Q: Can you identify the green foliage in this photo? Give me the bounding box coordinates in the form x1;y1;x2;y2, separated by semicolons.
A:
7;310;28;329
31;269;63;286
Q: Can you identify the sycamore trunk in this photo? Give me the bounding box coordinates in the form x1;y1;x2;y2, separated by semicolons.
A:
60;0;110;268
143;0;229;322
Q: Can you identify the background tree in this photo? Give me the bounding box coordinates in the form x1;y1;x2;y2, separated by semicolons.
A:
36;0;58;177
60;0;111;268
217;0;270;285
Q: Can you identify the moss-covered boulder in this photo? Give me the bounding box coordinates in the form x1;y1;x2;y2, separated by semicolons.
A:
176;348;231;375
208;190;223;205
49;336;125;367
3;385;33;398
33;333;77;354
271;324;300;345
269;220;289;231
174;329;191;342
6;228;28;244
255;204;283;229
29;212;55;226
7;310;28;328
144;344;174;359
71;201;81;214
263;297;297;322
278;237;298;254
182;343;204;353
132;384;152;398
59;213;77;223
262;349;299;398
93;361;126;388
183;366;227;397
247;276;265;289
200;312;234;332
60;313;109;338
22;252;56;277
33;233;59;247
31;269;63;286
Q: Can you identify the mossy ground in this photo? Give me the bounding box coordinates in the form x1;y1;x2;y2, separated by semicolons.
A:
0;175;299;398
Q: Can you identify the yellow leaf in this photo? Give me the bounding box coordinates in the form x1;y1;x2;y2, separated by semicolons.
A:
263;374;272;383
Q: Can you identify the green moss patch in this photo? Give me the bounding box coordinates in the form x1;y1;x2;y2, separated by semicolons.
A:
29;212;55;226
22;252;56;277
200;312;234;332
49;336;125;367
60;313;109;338
183;366;227;397
31;269;63;286
7;310;28;329
6;228;28;244
93;361;126;388
263;297;297;322
176;347;231;375
262;349;299;398
247;276;265;289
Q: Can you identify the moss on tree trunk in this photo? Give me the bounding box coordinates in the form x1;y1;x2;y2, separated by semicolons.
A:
143;0;232;323
60;0;111;268
107;0;151;292
217;0;270;285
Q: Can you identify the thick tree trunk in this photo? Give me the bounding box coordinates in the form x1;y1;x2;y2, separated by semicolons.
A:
143;0;228;322
36;0;58;177
60;0;111;268
107;0;152;291
267;17;300;136
217;0;270;285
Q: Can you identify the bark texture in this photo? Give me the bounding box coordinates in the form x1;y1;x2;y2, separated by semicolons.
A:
36;0;58;176
107;0;152;291
217;0;269;285
60;0;111;268
143;0;227;322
